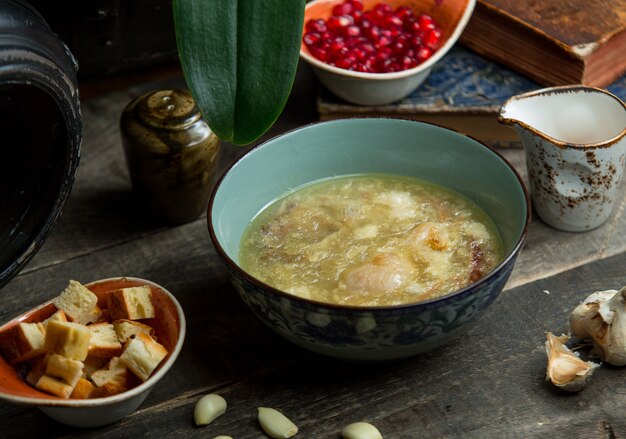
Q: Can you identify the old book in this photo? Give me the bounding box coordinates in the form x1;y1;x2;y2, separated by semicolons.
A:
317;47;626;146
459;0;626;86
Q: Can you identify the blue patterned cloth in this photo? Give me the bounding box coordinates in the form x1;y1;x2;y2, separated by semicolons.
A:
318;46;626;111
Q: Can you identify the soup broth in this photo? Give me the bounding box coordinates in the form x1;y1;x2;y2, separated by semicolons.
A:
240;175;503;306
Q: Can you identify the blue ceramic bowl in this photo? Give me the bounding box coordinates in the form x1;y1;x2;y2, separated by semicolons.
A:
209;119;530;361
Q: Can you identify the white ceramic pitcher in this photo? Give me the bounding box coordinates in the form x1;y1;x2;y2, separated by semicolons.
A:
499;85;626;232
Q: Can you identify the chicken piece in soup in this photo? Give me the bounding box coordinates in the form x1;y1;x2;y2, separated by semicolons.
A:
239;175;503;306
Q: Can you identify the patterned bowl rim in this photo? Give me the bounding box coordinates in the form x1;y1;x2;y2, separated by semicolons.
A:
208;118;531;312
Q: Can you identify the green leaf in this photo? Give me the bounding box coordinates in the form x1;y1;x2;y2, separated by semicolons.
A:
173;0;305;145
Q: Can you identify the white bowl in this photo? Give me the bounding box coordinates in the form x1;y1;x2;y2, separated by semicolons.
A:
300;0;476;105
0;277;186;427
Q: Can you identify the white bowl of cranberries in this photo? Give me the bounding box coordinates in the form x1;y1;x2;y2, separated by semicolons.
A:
301;0;476;105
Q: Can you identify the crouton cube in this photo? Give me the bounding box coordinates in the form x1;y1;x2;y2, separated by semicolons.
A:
25;354;50;386
93;308;111;324
44;320;90;361
82;355;108;378
35;354;83;398
88;323;122;357
107;286;155;320
113;319;155;343
36;375;74;399
0;322;46;364
53;280;100;325
70;378;102;399
119;333;167;381
41;310;68;328
91;357;131;396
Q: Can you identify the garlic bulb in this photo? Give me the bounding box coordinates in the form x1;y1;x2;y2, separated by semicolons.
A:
545;332;599;392
569;289;617;339
569;287;626;366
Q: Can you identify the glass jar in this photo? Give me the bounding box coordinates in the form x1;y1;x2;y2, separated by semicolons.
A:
120;89;220;225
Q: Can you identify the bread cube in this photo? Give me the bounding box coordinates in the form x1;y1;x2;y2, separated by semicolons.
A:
44;320;90;361
0;322;46;364
91;357;131;396
88;323;122;357
113;319;155;343
119;333;167;381
93;308;111;324
107;286;155;320
36;376;74;399
25;354;50;386
82;355;108;378
70;377;102;399
87;305;104;324
41;310;68;328
35;354;84;398
53;280;100;325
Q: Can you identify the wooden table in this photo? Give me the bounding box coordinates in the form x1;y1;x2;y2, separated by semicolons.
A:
2;64;626;439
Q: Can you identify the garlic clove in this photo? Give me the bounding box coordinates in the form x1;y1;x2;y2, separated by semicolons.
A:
569;289;617;339
258;407;298;438
545;332;599;392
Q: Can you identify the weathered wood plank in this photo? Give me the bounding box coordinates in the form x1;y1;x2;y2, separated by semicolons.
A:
3;244;626;437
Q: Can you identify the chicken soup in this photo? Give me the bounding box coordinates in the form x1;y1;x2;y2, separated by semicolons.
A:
239;175;503;306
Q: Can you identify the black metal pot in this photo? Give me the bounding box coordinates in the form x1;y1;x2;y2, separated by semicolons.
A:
0;0;82;288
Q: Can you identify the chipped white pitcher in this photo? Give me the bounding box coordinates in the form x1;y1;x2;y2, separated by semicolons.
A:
499;85;626;232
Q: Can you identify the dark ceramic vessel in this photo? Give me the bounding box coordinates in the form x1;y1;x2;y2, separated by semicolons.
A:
120;89;220;225
0;0;82;288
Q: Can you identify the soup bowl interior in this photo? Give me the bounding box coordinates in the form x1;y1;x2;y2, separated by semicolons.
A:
209;118;529;361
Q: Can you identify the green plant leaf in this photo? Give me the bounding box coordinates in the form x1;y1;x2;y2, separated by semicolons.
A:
173;0;305;145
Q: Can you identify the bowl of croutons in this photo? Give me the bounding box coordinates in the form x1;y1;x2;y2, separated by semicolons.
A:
0;277;186;427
